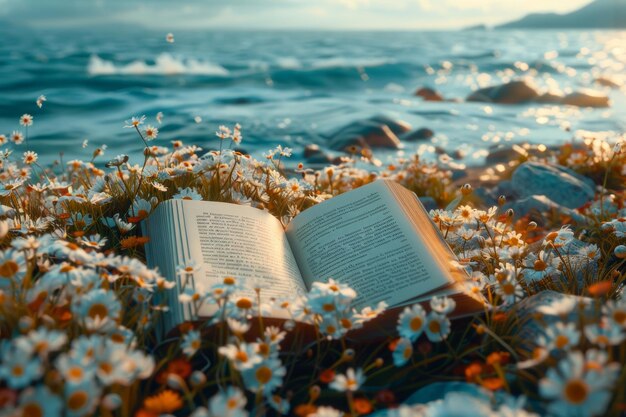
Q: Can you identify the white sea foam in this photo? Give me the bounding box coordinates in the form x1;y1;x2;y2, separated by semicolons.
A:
276;57;302;69
87;53;229;76
311;57;391;69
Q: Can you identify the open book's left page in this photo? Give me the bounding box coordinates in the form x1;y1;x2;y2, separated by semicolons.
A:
144;200;307;322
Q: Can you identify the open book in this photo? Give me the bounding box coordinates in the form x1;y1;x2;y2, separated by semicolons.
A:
143;180;483;334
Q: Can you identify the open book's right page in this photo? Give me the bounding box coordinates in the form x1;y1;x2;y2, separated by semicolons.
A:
286;180;459;309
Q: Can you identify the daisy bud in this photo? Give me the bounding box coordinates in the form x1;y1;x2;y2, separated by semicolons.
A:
461;183;472;196
309;385;321;401
475;235;486;248
498;195;506;206
613;142;623;154
102;393;122;411
505;208;514;219
615;245;626;259
374;358;384;367
527;221;537;231
18;316;34;332
284;319;296;331
342;348;355;361
190;371;207;387
475;324;486;335
0;220;7;239
166;373;186;390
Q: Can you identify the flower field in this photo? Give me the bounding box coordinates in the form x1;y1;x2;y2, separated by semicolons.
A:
0;112;625;416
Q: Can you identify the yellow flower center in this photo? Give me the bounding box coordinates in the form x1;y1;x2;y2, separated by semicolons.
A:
12;365;24;376
428;320;441;334
22;404;43;417
564;379;588;405
613;310;626;325
534;259;547;271
236;298;253;309
403;347;412;359
322;303;335;312
501;283;515;295
255;366;273;384
99;362;113;375
68;367;83;380
410;317;423;332
88;303;109;319
67;391;89;411
554;335;569;349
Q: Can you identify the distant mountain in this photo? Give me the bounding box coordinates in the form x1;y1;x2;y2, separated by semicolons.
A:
498;0;626;29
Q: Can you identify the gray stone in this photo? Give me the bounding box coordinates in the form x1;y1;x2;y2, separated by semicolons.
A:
415;86;445;102
467;80;539;104
595;76;622;88
328;119;402;151
402;128;434;142
562;90;610;108
536;91;565;103
511;161;595;209
465;80;610;108
367;115;412;136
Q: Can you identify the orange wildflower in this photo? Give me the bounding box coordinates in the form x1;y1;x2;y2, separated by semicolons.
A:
486;351;511;366
588;280;613;297
353;398;373;414
465;362;483;382
143;390;183;414
481;377;505;391
120;236;150;249
319;369;335;384
294;404;317;417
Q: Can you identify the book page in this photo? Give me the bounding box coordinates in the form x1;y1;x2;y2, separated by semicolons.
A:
286;180;452;309
173;200;308;313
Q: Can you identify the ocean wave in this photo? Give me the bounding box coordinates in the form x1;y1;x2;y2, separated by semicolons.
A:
87;53;229;76
310;57;392;69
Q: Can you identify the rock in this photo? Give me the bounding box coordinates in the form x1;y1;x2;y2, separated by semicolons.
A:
402;128;434;142
510;161;595;209
303;144;334;164
536;91;565;103
562;90;610;108
367;115;412;136
595;76;622;88
304;144;322;159
328;119;403;151
415;87;445;102
485;143;549;164
485;144;528;164
466;81;611;107
467;80;539;104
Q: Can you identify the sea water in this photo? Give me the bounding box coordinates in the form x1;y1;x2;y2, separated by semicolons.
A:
1;27;625;166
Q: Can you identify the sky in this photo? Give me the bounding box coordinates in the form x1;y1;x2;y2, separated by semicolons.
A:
0;0;594;30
